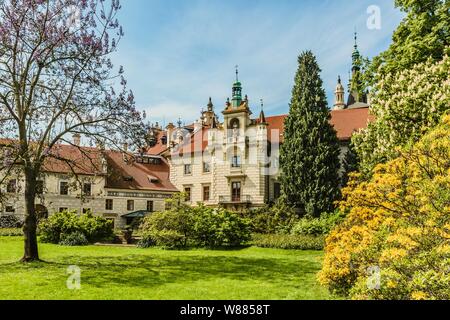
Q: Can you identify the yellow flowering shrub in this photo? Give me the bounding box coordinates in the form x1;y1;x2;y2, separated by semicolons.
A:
319;114;450;300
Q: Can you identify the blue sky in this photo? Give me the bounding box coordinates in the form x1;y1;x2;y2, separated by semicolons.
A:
111;0;404;126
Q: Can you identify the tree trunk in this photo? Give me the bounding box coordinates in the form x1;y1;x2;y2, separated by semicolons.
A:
21;168;40;262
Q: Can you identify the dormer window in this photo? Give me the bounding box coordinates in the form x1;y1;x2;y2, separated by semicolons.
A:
123;176;133;182
148;175;159;183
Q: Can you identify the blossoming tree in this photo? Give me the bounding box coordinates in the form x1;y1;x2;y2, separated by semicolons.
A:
0;0;148;262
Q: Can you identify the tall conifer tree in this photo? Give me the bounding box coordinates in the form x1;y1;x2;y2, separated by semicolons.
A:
280;51;341;217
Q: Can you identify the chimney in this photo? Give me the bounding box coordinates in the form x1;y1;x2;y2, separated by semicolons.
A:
72;133;81;146
166;122;175;147
194;119;202;133
123;142;128;152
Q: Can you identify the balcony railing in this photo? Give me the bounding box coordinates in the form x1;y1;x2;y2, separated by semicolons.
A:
218;195;252;204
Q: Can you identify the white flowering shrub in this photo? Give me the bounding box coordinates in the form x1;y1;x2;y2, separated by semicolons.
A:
354;54;450;174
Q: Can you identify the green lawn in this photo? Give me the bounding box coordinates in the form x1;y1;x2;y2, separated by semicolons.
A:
0;237;334;300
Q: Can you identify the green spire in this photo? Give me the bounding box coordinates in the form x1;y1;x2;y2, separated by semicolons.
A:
232;65;242;107
352;31;361;71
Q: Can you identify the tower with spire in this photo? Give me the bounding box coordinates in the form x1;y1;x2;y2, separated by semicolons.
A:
333;32;369;110
201;97;219;127
333;76;346;110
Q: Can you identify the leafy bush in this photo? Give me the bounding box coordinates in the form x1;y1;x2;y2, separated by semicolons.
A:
0;215;23;228
319;115;450;300
59;232;89;246
242;199;299;234
191;206;251;247
39;211;114;244
291;211;345;236
139;208;192;248
0;228;22;237
252;234;325;250
139;199;251;249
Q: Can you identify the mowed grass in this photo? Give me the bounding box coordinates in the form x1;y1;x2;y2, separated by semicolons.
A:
0;237;334;300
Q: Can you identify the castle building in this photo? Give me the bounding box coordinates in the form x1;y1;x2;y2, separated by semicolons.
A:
148;39;374;209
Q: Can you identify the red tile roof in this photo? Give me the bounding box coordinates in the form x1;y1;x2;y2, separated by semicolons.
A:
262;107;374;142
104;151;177;192
330;108;375;140
42;144;105;176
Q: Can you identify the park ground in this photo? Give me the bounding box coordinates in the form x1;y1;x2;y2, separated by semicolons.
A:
0;237;335;300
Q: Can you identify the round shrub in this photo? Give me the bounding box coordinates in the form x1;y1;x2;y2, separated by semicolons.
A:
192;207;251;247
59;232;89;246
0;215;23;228
39;210;114;244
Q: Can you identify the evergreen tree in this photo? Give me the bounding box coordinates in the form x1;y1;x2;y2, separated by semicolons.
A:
342;141;360;187
280;51;341;217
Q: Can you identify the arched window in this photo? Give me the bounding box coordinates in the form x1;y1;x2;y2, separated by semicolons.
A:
229;118;240;130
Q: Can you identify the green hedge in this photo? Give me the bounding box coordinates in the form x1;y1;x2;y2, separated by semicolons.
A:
0;228;23;237
251;233;325;250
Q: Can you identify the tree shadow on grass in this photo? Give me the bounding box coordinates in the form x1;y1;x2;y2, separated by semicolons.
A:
0;253;322;291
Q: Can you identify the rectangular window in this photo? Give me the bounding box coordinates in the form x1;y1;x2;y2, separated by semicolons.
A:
6;179;16;193
203;162;211;173
36;180;44;195
59;181;69;195
147;201;154;212
184;164;192;175
59;207;68;213
83;183;92;196
232;182;241;202
105;199;113;211
203;186;210;202
184;187;191;202
5;206;15;213
127;200;134;211
231;156;241;168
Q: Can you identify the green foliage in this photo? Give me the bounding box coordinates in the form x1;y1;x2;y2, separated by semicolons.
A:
354;54;450;175
139;200;251;249
59;232;89;247
367;0;450;82
291;211;345;237
191;206;252;247
0;215;23;228
342;142;360;187
280;50;341;217
139;210;191;249
241;198;299;234
0;228;22;237
39;211;114;244
252;234;325;250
